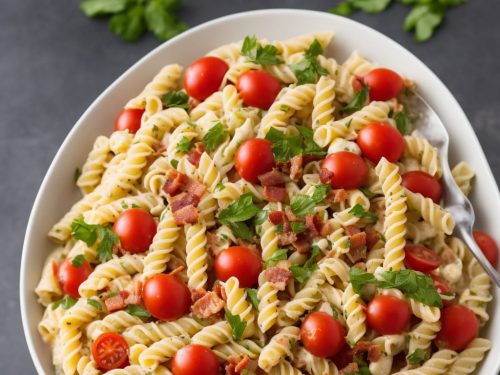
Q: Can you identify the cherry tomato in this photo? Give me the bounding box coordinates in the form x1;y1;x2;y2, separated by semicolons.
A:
363;68;404;101
404;244;441;273
321;151;368;189
357;122;404;164
142;274;191;321
113;208;157;254
300;312;346;358
235;139;275;183
367;295;411;335
473;231;499;267
172;344;219;375
431;274;453;306
402;171;442;203
237;70;282;110
435;305;479;351
58;257;92;298
183;56;229;101
91;332;129;371
214;246;262;288
114;108;144;134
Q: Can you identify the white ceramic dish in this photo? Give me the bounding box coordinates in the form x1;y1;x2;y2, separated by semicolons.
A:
20;9;500;374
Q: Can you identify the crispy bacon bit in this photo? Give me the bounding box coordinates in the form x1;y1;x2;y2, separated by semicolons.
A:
366;227;380;250
187;143;206;167
263;186;286;202
191;288;207;303
353;341;382;362
227;168;240;182
292;233;311;254
191;291;225;319
350;232;367;249
173;205;199;225
351;75;364;92
265;267;293;291
319;167;334;184
258;170;285;187
104;294;126;312
290;155;303;182
213;283;227;302
284;206;301;222
269;210;286;225
346;225;361;236
305;214;322;237
225;355;251;375
276;161;291;175
185;178;207;199
347;246;367;264
171;192;200;212
163;170;188;196
354;262;366;270
278;231;297;246
340;363;359;375
320;221;334;237
169;265;185;277
206;232;221;257
124;281;142;305
188;97;200;110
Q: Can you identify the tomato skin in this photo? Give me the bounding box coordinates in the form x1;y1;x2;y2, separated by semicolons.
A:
237;70;282;110
214;246;262;288
431;274;453;306
300;312;346;358
235;139;275;183
357;122;404;164
367;295;411;335
404;244;441;273
172;344;219;375
91;332;129;371
142;274;191;321
113;208;157;254
321;152;369;189
363;68;404;101
184;56;229;101
402;171;442;203
58;258;92;298
114;108;144;134
473;231;498;267
435;305;479;351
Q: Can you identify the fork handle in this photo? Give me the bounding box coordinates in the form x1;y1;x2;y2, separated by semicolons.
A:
457;225;500;288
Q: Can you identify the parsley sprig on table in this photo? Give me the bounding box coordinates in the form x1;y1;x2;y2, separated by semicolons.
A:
80;0;187;42
331;0;467;42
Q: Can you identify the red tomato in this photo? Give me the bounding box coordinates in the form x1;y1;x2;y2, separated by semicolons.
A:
300;312;345;358
321;152;368;189
363;68;404;101
113;208;157;253
357;122;404;164
172;344;219;375
58;258;92;298
91;332;129;371
402;171;442;203
235;139;275;183
183;56;228;101
404;244;441;273
237;70;282;110
142;274;191;320
435;305;479;351
431;274;453;306
367;295;411;335
114;108;144;134
214;246;262;288
473;231;499;267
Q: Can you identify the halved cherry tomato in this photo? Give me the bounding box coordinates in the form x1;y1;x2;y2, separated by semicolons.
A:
300;311;345;357
142;274;191;320
58;257;92;298
114;108;144;134
237;70;282;110
357;122;404;164
214;246;262;288
402;171;442;203
172;344;219;375
321;151;368;189
367;295;411;335
404;244;441;273
435;304;479;351
91;332;129;371
363;68;404;101
235;138;275;183
431;274;453;306
113;208;157;253
473;231;499;267
184;56;229;101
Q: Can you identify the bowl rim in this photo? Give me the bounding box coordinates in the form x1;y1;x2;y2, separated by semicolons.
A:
20;8;500;374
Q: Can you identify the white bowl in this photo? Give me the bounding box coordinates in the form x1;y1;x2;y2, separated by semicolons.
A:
20;9;500;375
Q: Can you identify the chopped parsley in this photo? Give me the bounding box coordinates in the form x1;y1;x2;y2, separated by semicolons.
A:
291;39;328;84
341;86;370;114
53;295;77;310
177;136;194;153
225;308;247;341
246;288;260;310
71;255;85;267
241;35;283;65
290;184;331;218
201;122;227;152
71;218;119;263
125;304;151;318
264;248;288;268
348;204;378;222
161;90;189;109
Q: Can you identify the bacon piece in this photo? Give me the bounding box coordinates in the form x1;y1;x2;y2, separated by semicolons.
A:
191;291;225;319
319;167;334;184
263;186;286;202
225;355;251;375
305;214;322;237
354;261;366;270
346;225;361;236
353;340;382;362
169;265;185;277
284;206;301;222
187;143;205;167
340;363;359;375
163;170;188;196
320;221;334;237
278;231;297;246
188;97;200;110
268;210;286;225
347;246;367;264
265;267;293;291
258;170;285;187
171;192;200;212
276;161;291;175
124;281;142;306
290;155;303;182
173;205;199;225
191;288;207;303
325;188;347;204
104;294;126;312
351;75;365;92
185;178;207;199
365;227;380;250
292;233;311;254
213;283;227;302
350;232;367;249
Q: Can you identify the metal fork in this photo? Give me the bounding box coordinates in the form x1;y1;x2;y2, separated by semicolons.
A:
404;91;500;287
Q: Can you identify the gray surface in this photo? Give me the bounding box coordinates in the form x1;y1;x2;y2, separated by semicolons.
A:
1;0;499;373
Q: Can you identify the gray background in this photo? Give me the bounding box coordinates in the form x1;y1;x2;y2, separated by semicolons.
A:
1;0;499;373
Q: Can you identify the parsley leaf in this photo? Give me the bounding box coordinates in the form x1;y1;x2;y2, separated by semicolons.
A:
215;182;225;192
359;187;379;199
254;210;268;226
202;122;227;152
349;267;379;294
296;126;327;157
229;222;254;242
265;127;303;162
348;204;378;222
264;248;288;268
290;222;306;233
125;304;152;318
161;90;189;109
71;255;85;268
177;137;194;153
218;193;259;225
246;288;260;309
241;35;284;65
291;246;321;283
144;0;187;41
80;0;128;17
170;159;179;168
330;2;354;16
349;0;392;13
291;40;328;84
87;299;102;310
225;308;247;341
394;111;413;135
53;295;77;310
71;218;97;247
341;86;370;114
96;226;119;263
290;184;331;218
109;5;147;42
407;348;429;365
